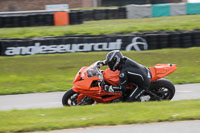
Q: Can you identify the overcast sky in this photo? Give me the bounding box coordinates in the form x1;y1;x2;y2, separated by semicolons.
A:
188;0;200;3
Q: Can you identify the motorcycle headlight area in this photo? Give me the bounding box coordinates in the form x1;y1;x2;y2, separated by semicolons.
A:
87;69;98;77
87;69;103;80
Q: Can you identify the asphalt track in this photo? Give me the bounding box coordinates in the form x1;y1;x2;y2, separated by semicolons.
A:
0;83;200;111
1;83;200;133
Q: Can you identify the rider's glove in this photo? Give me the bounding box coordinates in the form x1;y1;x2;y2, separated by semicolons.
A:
96;60;107;68
102;60;107;65
103;85;114;93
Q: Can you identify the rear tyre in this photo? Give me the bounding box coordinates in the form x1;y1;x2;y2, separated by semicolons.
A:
149;78;175;100
62;89;79;106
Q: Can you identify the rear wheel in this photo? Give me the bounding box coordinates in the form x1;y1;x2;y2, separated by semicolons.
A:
149;78;175;101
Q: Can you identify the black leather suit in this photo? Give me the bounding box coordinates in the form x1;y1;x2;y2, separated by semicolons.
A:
117;57;152;101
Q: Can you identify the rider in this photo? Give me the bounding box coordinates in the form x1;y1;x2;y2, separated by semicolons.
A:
99;50;152;102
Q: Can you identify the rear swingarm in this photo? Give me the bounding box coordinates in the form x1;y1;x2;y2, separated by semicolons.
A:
145;90;163;101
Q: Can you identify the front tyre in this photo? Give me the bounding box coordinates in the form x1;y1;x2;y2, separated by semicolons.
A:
62;89;95;106
62;89;79;106
149;78;175;100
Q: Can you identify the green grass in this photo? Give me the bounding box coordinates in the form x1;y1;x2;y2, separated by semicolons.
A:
0;47;199;95
0;99;200;133
0;15;200;38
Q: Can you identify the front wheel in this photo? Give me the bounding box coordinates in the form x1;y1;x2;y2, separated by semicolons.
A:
62;89;95;106
62;89;79;106
149;78;175;101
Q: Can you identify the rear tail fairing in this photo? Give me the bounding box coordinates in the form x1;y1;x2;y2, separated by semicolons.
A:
149;64;177;82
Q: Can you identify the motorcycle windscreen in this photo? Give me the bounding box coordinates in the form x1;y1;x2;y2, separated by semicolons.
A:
103;68;120;86
73;67;88;84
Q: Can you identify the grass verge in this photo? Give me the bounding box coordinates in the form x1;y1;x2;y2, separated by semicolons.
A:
0;99;200;133
0;47;199;95
0;15;200;38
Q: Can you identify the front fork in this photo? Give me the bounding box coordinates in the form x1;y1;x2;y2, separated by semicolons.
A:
77;94;86;104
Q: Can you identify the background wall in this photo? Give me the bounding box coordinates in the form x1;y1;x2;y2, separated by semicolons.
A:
0;0;186;12
100;0;185;6
101;0;149;6
0;0;94;12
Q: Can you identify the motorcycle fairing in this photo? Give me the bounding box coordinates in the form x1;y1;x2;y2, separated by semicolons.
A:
73;67;88;84
73;77;100;90
103;68;120;86
72;63;176;104
149;64;177;82
72;67;122;103
76;89;122;103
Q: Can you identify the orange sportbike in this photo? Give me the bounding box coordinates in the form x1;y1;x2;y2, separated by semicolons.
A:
62;62;177;106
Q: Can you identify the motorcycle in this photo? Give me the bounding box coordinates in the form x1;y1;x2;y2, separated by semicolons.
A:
62;61;177;106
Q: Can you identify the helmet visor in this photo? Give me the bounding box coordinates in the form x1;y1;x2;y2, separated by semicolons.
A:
108;58;117;71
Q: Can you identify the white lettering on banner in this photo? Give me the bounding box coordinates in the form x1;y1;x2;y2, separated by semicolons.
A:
4;37;148;55
4;39;122;56
126;37;148;51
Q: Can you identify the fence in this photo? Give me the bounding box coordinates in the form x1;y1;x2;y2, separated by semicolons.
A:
127;2;200;19
0;30;199;56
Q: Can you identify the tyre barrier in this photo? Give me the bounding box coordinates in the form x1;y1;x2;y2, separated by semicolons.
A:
0;7;126;28
0;11;81;27
0;30;199;56
105;8;119;19
180;31;192;48
118;7;127;19
83;10;94;21
157;33;169;49
168;32;181;48
145;33;158;50
69;11;80;25
82;7;126;21
0;13;55;28
93;9;106;20
192;30;200;47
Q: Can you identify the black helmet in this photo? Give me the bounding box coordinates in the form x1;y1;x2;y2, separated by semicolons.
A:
105;50;123;71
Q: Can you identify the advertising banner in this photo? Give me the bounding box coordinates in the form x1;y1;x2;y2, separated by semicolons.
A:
186;3;200;14
0;36;148;56
170;3;186;16
1;30;199;56
152;4;170;17
126;4;152;19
